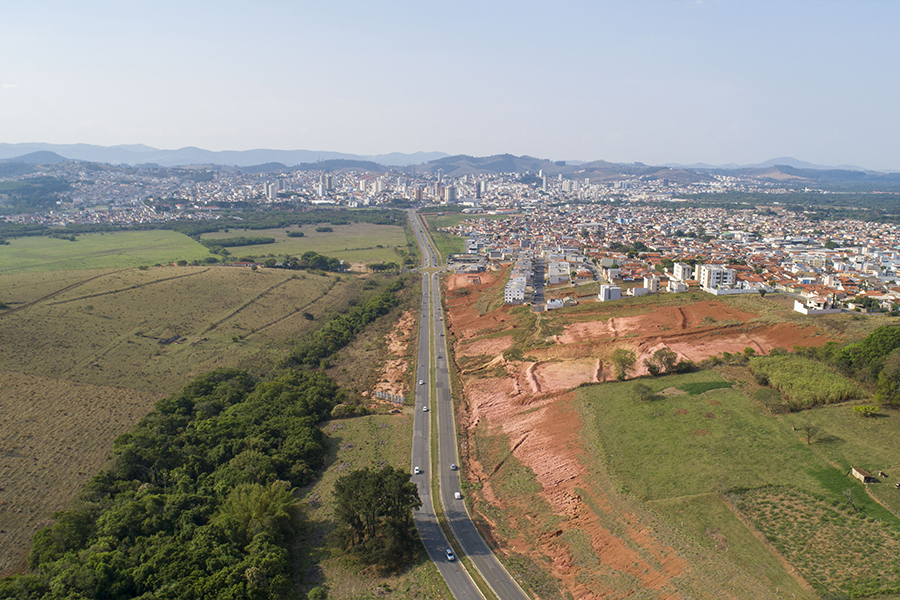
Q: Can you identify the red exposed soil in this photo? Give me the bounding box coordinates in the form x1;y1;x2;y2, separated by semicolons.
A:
444;273;835;598
373;310;415;398
458;335;515;357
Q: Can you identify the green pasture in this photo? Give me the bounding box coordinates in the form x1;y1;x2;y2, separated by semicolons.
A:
0;230;211;273
577;370;822;501
576;369;900;596
781;404;900;517
201;223;409;264
650;493;815;600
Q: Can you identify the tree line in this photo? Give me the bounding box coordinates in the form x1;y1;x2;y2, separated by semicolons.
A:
285;280;404;369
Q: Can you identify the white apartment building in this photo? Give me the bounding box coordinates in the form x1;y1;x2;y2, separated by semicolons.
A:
598;284;621;302
672;263;692;281
698;265;736;290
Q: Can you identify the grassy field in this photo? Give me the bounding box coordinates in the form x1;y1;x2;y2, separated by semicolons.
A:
575;369;900;597
0;371;160;576
0;265;370;394
0;230;212;273
201;223;410;265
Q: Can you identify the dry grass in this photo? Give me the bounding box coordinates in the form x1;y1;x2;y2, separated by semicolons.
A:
0;371;159;576
0;266;354;394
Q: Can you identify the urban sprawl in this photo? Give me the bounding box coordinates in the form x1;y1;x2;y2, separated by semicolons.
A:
4;164;898;314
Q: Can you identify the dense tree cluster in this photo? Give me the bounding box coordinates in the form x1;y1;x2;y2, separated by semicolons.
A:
280;251;345;272
200;236;276;249
0;368;341;599
333;466;421;570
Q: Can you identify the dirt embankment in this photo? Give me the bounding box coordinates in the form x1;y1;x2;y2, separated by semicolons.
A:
444;272;830;599
371;310;415;400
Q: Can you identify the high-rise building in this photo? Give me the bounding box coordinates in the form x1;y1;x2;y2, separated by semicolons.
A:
444;185;457;203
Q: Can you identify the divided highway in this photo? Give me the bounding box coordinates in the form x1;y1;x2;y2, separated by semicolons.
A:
408;211;529;600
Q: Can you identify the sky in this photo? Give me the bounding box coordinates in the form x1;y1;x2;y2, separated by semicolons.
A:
1;0;899;170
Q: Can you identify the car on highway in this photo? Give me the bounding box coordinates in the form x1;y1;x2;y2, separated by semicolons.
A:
454;491;462;500
445;548;455;561
414;466;421;474
450;463;458;470
423;405;428;412
419;379;424;385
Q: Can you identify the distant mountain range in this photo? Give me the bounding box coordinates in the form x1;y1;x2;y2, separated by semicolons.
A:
2;144;899;187
0;143;449;168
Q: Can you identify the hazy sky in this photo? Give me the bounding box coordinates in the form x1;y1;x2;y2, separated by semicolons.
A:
2;1;898;169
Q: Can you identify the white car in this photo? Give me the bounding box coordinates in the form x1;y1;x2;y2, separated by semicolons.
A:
422;406;428;412
414;466;421;474
450;463;458;471
419;379;424;385
445;548;455;561
454;491;462;500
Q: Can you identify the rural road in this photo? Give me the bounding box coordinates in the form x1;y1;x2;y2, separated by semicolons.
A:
409;211;530;600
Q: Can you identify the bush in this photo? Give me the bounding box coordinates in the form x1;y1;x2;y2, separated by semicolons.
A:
854;405;879;418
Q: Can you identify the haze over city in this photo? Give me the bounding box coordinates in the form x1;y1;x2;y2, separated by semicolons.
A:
2;1;899;171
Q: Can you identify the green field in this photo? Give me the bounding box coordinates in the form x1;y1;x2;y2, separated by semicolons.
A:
576;370;900;597
201;222;410;265
0;230;212;273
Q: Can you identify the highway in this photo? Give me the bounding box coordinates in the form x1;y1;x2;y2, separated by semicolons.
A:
408;211;529;600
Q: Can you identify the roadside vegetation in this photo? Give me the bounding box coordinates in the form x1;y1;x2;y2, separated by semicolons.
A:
0;212;441;598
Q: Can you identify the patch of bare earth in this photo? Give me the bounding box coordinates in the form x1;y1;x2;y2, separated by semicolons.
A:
0;371;160;576
445;275;834;599
372;310;415;401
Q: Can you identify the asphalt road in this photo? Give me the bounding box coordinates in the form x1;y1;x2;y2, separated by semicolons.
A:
408;211;529;600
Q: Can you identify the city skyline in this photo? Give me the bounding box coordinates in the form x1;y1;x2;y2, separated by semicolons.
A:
2;1;899;170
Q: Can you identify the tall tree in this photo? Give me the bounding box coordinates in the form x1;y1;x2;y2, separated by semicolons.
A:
333;466;421;570
611;348;637;381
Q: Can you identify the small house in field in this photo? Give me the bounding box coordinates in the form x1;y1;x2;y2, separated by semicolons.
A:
851;467;878;484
